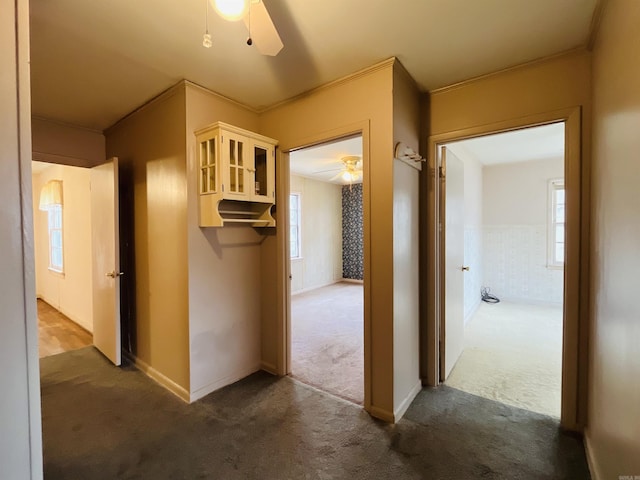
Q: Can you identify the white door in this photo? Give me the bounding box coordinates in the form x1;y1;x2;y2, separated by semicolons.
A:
91;158;121;365
440;146;465;380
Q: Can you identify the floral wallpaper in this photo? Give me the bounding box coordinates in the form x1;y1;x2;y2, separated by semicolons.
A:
342;183;363;280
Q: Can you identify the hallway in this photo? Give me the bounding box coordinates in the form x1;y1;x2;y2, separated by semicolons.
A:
40;347;590;479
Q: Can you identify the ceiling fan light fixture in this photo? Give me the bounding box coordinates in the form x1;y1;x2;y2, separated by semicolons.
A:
341;170;360;182
338;155;362;183
211;0;250;21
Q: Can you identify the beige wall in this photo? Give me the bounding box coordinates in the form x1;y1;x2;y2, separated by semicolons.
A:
0;0;43;476
430;51;592;137
587;0;640;477
290;174;342;294
184;83;265;401
392;63;422;417
32;164;93;332
483;158;564;225
106;85;190;393
427;50;591;429
32;117;105;167
260;60;396;418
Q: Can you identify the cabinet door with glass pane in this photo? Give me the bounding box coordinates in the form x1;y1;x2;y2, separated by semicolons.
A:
199;135;219;195
251;140;275;203
222;131;250;200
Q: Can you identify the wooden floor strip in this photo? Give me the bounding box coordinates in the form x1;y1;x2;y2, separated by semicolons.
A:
38;299;92;358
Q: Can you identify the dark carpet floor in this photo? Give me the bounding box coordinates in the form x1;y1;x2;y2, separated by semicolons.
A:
41;347;591;479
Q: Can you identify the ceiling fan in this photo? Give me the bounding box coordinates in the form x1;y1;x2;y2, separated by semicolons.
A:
203;0;283;56
328;156;363;183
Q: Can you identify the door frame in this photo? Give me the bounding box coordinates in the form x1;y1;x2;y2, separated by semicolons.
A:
424;107;587;432
274;121;372;411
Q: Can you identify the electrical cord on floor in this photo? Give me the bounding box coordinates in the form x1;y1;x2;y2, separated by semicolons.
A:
481;287;500;304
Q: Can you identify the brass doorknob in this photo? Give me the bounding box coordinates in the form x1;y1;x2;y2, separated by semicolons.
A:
462;266;470;271
106;271;124;278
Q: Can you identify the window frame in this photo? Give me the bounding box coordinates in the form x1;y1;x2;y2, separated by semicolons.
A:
547;178;565;269
289;192;302;260
47;203;64;274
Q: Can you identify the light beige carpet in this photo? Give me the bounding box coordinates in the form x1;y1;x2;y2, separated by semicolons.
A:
291;282;364;404
446;301;562;417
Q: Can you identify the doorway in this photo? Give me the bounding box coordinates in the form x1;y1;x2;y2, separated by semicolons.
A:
287;135;365;404
32;159;124;365
439;123;565;417
32;161;94;358
426;109;583;430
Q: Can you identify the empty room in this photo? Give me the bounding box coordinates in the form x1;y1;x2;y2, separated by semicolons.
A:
289;135;365;404
441;123;566;418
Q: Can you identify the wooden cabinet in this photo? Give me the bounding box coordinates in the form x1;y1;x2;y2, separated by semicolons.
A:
195;122;277;227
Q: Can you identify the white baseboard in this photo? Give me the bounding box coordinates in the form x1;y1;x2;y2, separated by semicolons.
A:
394;380;422;422
583;429;601;480
291;279;342;296
190;363;261;402
123;351;190;403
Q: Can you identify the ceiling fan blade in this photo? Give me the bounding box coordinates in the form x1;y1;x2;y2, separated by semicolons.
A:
315;166;343;174
329;171;345;182
245;1;283;56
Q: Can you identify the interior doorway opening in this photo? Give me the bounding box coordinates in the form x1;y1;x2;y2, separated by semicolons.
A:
32;161;94;358
288;134;365;404
438;122;566;418
32;159;126;365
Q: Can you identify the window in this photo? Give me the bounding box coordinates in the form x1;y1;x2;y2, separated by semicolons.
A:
548;179;565;268
289;193;301;259
48;204;64;272
39;179;64;273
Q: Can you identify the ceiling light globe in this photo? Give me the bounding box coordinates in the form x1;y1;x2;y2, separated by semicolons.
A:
211;0;250;21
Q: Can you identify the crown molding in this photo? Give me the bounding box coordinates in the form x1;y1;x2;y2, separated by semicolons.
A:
429;47;590;95
105;81;187;134
260;57;396;113
31;115;103;135
587;0;607;51
183;80;260;113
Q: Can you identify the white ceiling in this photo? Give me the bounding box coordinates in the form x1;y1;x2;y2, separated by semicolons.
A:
290;136;363;185
29;0;599;131
446;122;565;165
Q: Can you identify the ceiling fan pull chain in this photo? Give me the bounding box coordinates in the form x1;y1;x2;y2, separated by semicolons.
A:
203;0;213;48
247;2;253;46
